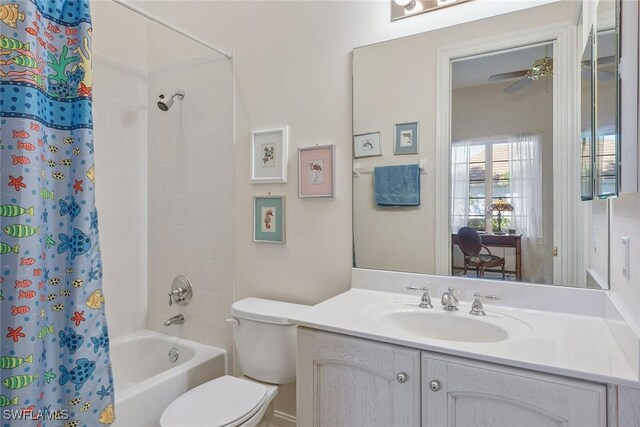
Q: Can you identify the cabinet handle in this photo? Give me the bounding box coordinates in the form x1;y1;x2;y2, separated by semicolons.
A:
429;380;441;391
396;372;408;383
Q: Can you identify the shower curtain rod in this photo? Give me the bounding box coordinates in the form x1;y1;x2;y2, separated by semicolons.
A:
111;0;233;59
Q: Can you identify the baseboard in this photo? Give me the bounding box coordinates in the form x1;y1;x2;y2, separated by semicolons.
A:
271;410;296;427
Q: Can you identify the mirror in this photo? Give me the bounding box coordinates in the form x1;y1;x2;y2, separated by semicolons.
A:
594;0;619;198
581;27;595;201
352;1;615;289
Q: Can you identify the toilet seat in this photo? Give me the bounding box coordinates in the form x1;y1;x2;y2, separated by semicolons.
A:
160;375;269;427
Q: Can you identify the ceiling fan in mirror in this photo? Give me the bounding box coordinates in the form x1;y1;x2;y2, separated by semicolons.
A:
489;55;616;94
581;55;616;82
488;56;554;94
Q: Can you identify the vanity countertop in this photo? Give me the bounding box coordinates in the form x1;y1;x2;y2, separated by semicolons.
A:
289;287;640;388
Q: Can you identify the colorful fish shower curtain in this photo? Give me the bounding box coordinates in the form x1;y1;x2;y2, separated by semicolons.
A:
0;1;114;425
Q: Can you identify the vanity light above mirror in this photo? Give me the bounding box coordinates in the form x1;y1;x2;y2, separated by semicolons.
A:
391;0;471;21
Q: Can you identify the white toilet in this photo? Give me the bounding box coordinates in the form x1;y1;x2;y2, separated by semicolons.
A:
160;298;309;427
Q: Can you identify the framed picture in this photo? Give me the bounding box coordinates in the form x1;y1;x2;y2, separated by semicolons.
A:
394;122;419;155
298;145;335;198
253;196;285;244
251;126;288;183
353;131;382;158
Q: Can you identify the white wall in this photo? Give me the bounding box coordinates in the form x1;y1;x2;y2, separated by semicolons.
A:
93;56;148;340
146;56;235;354
610;193;640;326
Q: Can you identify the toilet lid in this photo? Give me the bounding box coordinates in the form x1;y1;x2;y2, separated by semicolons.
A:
160;375;268;427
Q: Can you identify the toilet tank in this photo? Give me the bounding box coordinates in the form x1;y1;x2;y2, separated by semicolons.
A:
231;298;309;384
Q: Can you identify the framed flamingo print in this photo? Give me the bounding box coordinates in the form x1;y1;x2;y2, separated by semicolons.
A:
253;196;285;243
298;145;335;198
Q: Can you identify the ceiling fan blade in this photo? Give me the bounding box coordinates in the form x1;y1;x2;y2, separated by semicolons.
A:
488;70;529;82
598;55;616;65
504;77;533;94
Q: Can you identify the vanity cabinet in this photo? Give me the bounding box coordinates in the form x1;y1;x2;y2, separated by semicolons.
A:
297;328;608;427
297;327;421;427
422;353;606;427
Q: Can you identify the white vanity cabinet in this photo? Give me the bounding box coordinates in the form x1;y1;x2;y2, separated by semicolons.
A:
297;328;608;427
297;327;421;427
421;353;606;427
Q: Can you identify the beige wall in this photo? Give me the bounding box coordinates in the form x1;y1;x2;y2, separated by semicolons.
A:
130;0;565;306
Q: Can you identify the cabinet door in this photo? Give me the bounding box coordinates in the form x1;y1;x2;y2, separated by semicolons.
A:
422;353;607;427
297;328;421;427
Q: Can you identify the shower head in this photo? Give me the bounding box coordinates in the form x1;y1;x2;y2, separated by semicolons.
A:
157;90;185;111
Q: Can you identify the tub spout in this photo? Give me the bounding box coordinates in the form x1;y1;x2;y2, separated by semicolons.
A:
164;314;185;327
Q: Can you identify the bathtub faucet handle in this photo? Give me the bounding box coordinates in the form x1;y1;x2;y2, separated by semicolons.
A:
168;288;185;307
168;276;193;307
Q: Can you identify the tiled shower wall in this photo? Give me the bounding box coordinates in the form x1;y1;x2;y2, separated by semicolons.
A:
146;55;235;355
93;56;148;340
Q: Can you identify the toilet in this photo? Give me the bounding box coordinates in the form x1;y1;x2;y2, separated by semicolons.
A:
160;298;309;427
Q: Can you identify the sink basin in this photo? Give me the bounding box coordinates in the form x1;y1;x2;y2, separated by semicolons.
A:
362;301;532;343
382;311;508;342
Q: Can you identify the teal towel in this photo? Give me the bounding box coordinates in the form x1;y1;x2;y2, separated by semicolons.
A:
374;164;420;206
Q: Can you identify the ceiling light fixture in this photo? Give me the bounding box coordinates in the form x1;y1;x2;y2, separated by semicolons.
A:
391;0;471;21
404;0;423;14
394;0;416;7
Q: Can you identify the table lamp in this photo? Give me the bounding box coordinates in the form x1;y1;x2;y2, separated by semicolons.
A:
487;197;513;234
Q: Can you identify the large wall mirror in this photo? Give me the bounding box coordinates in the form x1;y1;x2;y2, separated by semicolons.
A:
352;0;620;289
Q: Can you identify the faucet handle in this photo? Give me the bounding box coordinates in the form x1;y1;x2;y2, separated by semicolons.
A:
470;292;500;316
473;292;500;300
168;287;184;307
407;286;432;309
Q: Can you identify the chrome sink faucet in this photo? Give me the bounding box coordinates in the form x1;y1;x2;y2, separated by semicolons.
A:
441;287;459;311
406;286;433;309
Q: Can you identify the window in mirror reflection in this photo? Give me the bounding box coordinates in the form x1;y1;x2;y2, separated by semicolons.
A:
451;136;541;235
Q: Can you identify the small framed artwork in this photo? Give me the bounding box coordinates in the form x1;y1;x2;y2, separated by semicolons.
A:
253;196;285;244
251;126;288;183
298;145;335;198
353;131;382;158
394;122;419;155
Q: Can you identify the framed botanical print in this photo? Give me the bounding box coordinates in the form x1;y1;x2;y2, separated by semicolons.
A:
251;126;288;183
253;196;285;243
298;145;335;198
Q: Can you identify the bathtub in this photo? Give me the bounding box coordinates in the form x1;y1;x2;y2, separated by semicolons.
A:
110;329;227;427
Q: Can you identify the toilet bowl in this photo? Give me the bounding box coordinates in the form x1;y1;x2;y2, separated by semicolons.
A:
160;298;309;427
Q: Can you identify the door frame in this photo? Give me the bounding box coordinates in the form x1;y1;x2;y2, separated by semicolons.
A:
434;21;581;286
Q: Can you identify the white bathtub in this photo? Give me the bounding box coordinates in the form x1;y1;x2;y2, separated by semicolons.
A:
111;329;227;427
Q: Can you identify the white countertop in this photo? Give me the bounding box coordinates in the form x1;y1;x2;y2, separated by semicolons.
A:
290;288;640;388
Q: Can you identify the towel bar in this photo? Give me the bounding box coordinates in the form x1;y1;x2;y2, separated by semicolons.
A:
353;160;427;178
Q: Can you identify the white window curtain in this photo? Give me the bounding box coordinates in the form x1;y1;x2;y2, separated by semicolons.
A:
507;133;544;282
451;141;471;232
507;134;542;237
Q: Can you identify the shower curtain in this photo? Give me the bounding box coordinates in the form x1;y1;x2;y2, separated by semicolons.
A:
1;1;114;426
